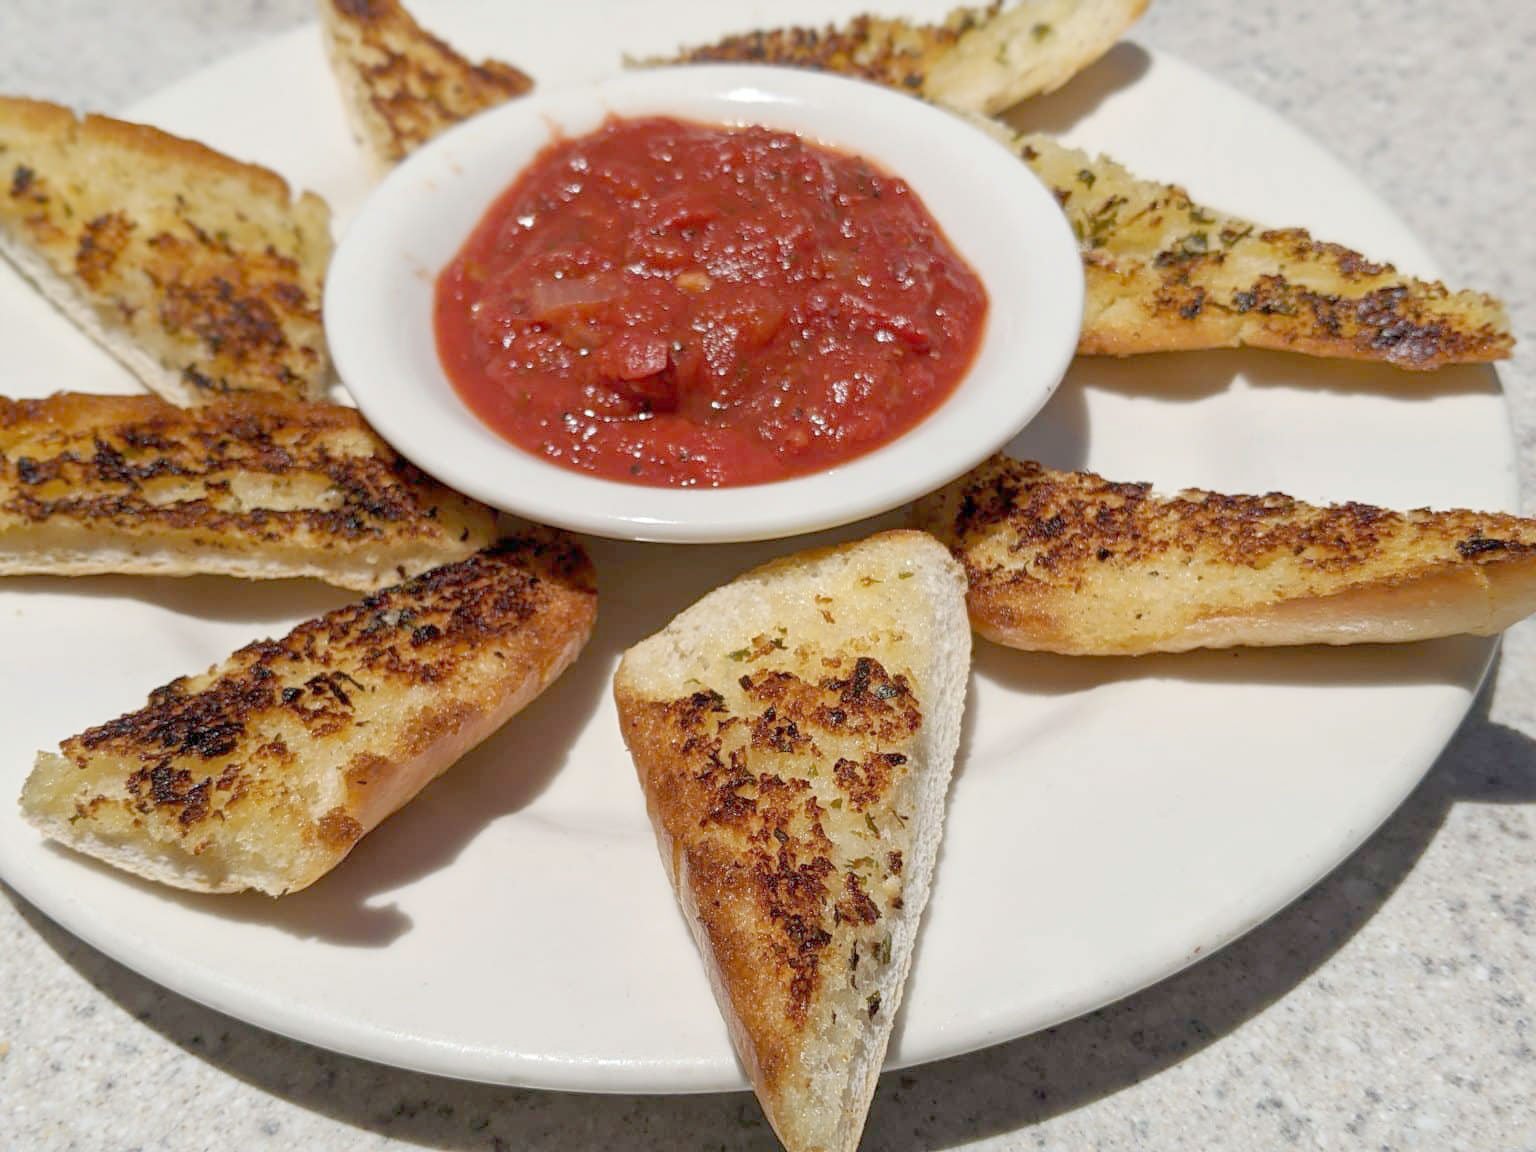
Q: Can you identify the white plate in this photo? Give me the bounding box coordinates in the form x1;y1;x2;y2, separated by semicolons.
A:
326;65;1082;543
0;0;1515;1093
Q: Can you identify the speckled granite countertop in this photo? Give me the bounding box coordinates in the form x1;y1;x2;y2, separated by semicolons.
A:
2;2;1534;1149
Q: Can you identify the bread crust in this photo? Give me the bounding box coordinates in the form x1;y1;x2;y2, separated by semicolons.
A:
615;531;968;1152
319;0;533;167
915;455;1536;654
0;392;499;591
0;97;333;403
21;533;597;895
657;0;1147;115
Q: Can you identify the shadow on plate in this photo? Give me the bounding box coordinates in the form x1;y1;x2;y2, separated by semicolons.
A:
975;632;1495;698
1001;42;1152;137
14;514;924;950
1071;349;1503;404
11;665;1531;1152
1001;373;1092;472
0;573;354;627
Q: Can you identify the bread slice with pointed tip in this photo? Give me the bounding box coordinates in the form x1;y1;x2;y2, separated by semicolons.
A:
1013;133;1512;369
0;392;499;592
655;0;1147;115
914;454;1536;655
21;533;597;895
614;530;969;1152
319;0;533;167
0;96;333;404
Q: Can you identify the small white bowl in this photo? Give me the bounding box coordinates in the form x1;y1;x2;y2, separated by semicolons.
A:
326;66;1083;544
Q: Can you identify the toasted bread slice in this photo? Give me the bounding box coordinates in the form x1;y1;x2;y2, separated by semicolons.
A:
615;531;969;1152
21;534;597;895
0;96;332;404
0;392;498;592
914;454;1536;655
319;0;534;167
1015;133;1513;369
657;0;1147;115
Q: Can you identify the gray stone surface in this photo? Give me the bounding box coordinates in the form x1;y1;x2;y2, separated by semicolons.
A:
2;2;1534;1149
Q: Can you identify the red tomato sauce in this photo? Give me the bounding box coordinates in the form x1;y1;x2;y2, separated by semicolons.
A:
435;116;987;488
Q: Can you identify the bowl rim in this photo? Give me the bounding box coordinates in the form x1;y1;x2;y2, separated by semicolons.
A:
325;64;1084;543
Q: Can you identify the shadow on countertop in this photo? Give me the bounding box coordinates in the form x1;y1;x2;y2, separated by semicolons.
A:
11;664;1534;1152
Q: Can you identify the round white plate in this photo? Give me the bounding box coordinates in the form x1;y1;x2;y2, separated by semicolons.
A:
0;0;1515;1093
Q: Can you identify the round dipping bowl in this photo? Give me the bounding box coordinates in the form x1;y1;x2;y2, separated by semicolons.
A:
325;65;1084;543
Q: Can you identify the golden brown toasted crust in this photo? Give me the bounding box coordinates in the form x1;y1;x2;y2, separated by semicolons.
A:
1017;134;1513;369
0;96;332;402
22;534;597;894
621;660;920;1090
657;0;1147;115
615;531;969;1152
0;392;498;590
319;0;533;166
914;455;1536;654
920;0;1148;113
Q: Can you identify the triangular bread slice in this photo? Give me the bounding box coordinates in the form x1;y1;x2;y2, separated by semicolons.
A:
914;454;1536;655
21;532;597;895
0;392;499;592
0;96;333;404
1014;133;1512;369
614;530;969;1152
655;0;1148;115
319;0;534;167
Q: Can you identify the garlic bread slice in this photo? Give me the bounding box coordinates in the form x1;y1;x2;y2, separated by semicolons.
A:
1017;133;1512;369
915;455;1536;655
615;530;969;1152
21;533;597;895
0;97;332;404
319;0;533;167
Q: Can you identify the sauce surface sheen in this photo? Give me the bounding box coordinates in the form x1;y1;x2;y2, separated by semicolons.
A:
435;116;988;488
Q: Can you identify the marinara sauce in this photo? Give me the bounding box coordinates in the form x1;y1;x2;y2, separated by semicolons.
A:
435;116;987;488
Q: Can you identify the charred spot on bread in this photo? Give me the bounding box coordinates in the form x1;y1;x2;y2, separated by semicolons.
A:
738;661;920;742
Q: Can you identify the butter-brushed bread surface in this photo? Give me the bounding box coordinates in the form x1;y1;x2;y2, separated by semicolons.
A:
22;533;597;896
0;392;499;592
0;96;333;404
615;530;969;1152
916;455;1536;655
